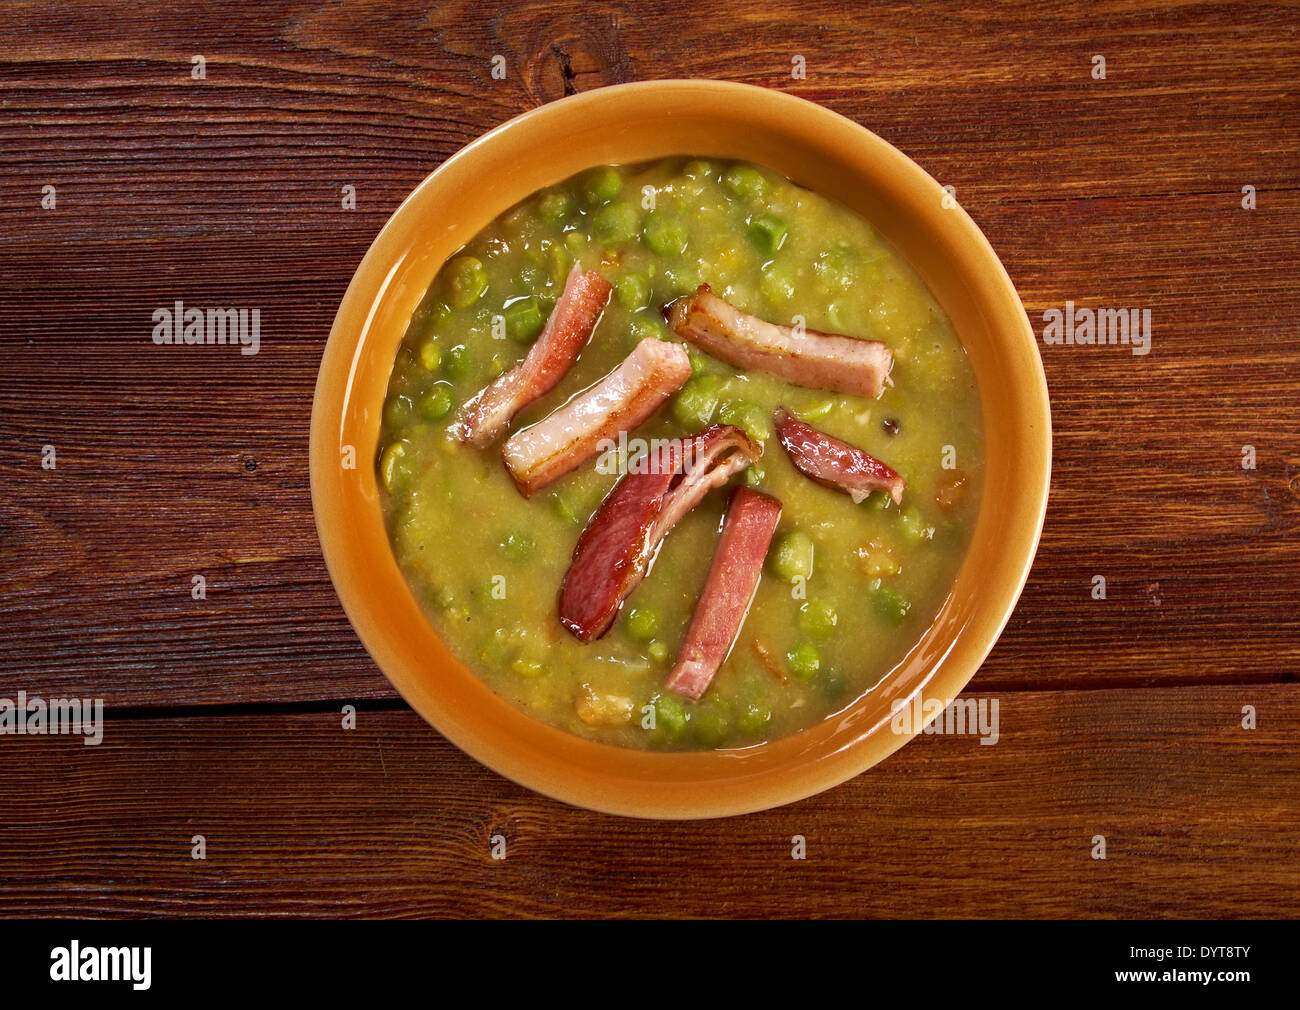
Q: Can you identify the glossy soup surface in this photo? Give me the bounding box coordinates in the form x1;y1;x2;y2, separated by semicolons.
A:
378;158;983;751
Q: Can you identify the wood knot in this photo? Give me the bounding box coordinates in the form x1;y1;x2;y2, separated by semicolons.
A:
518;16;635;103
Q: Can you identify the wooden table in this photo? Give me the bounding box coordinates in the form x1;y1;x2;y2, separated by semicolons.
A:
2;1;1296;918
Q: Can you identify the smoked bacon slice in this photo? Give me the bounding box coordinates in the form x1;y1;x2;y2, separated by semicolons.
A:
665;285;892;398
664;487;783;701
776;408;905;505
558;424;760;642
502;337;691;497
452;265;612;447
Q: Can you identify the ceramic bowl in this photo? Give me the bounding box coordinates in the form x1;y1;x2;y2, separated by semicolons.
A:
310;80;1051;818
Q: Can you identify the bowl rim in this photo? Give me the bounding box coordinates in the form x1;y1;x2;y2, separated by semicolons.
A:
310;79;1051;819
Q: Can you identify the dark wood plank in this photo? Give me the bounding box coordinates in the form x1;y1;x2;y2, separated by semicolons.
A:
1;1;1296;205
0;685;1294;917
0;0;1296;710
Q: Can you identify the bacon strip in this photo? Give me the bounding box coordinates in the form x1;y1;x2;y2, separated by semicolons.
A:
776;408;905;505
664;487;783;701
558;425;760;642
502;338;691;497
665;284;892;398
452;264;612;447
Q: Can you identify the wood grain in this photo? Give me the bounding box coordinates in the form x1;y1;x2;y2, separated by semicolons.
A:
1;0;1297;705
0;0;1296;916
0;686;1295;918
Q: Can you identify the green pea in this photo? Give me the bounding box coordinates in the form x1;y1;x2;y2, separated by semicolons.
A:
671;374;721;429
814;245;856;282
759;262;796;303
418;338;442;372
648;641;670;663
662;265;700;297
510;657;545;678
749;213;789;255
379;441;412;493
722;164;770;200
798;599;839;639
861;489;895;511
738;701;773;734
563;231;588;257
383;394;413;428
799;397;836;421
582;166;623;205
593;202;640;243
500;531;533;560
504;296;547;343
653;694;687;736
718;400;772;444
690;704;730;747
682;159;717;180
770;530;814;582
687;349;713;374
625;607;659;642
785;643;821;680
643;212;689;257
538;189;576;226
899;506;935;543
820;668;848;701
873;586;912;626
445;255;489;308
417;385;454;421
481;626;510;661
443;344;474;381
517;260;544;290
615;271;650;310
551;491;582;525
547;242;571;287
628;314;669;345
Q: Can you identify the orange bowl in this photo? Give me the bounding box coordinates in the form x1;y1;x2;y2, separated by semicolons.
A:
310;80;1051;818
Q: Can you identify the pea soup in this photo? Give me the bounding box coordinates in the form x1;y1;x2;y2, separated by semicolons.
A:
377;157;983;751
